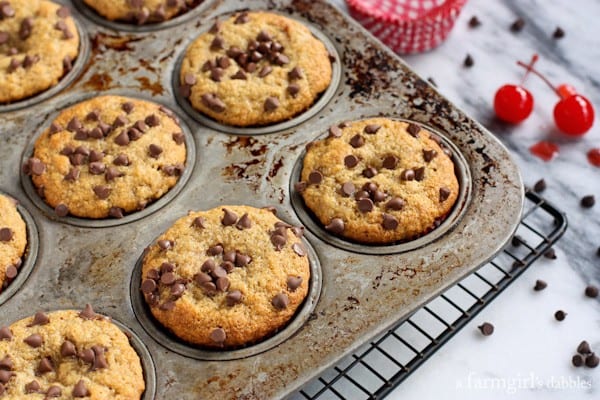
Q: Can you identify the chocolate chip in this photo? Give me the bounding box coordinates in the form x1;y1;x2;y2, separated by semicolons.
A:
511;18;525;32
0;370;12;384
234;12;249;24
210;327;226;344
357;198;373;213
350;134;365;148
210;67;224;82
325;218;344;234
148;144;163;159
341;182;355;197
463;54;474;68
553;26;565;39
215;277;230;292
160;272;176;285
327;126;343;139
211;265;227;280
25;380;41;393
141;279;157;294
59;341;77;359
28;311;49;326
577;340;591;355
272;293;289;310
264;97;280;112
24;334;43;348
133;120;148;133
73;380;89;397
258;65;273;78
287;83;300;97
46;386;62;397
586;353;599;368
478;322;494;336
38;357;54;374
400;169;415;181
208;245;223;256
533;280;547;291
571;354;584;367
63;55;73;72
292;242;306;257
382;214;399;230
122;102;134;114
222;208;238;226
542;248;557;259
88;162;106;175
158;240;173;251
201;93;226;112
159;301;175;310
0;228;12;242
113;154;129;166
93;185;111;199
55;203;69;217
92;345;108;370
108;207;124;219
5;265;16;279
210;35;224;50
235;213;251;230
581;195;595;208
554;310;567;321
468;16;481;28
226;290;242;306
28;157;46;176
271;234;286;251
0;327;12;341
0;356;12;370
342;154;359;169
114;131;130;146
19;17;33;40
439;187;451;202
235;253;251;267
380;155;398;169
288;66;303;80
231;70;247;80
533;179;546;193
386;198;405;211
0;3;15;18
407;123;421;137
308;171;323;184
362;182;378;193
194;272;212;286
585;285;599;298
79;304;97;320
414;167;426;181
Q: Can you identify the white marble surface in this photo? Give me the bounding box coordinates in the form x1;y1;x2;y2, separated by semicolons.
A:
329;0;600;398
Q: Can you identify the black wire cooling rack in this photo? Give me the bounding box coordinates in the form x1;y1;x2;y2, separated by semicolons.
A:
291;190;568;400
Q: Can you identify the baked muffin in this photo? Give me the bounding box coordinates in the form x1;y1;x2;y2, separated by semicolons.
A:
0;194;26;293
82;0;203;25
179;11;332;127
140;205;310;348
0;0;79;103
297;118;459;244
23;95;187;219
0;306;145;399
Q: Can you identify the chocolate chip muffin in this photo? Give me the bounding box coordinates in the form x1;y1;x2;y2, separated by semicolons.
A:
140;205;310;348
23;95;187;219
0;194;26;293
179;11;333;127
0;0;79;104
0;306;145;399
297;118;459;244
82;0;203;25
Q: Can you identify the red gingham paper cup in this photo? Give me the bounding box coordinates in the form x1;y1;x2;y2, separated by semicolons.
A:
346;0;468;54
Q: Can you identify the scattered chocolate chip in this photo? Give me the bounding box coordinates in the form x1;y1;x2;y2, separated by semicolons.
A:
114;131;130;146
328;125;343;138
364;124;381;134
235;253;251;267
0;356;12;370
0;3;15;18
28;311;50;326
325;218;344;234
207;245;223;256
463;54;474;67
553;27;565;39
210;35;224;50
586;353;599;368
357;198;374;213
79;304;97;320
46;386;62;397
511;18;525;32
28;158;46;176
572;354;584;367
578;340;592;355
158;240;173;251
382;214;399;230
93;185;111;200
231;69;247;80
386;198;405;211
271;234;287;251
55;203;69;217
24;333;43;348
533;280;547;291
308;170;323;185
0;327;12;341
73;380;89;397
478;322;494;336
210;327;226;344
468;16;481;28
201;93;226;113
533;179;546;193
258;65;272;77
148;144;163;159
88;162;106;175
581;195;595;208
341;182;355;197
159;301;175;311
5;265;16;279
113;154;129;166
264;97;280;112
414;167;426;181
407;123;421;137
235;213;251;230
544;248;557;259
109;207;124;219
92;345;108;370
585;285;599;298
400;169;415;181
554;310;567;321
361;167;377;178
25;380;41;393
349;134;365;148
59;340;77;358
272;293;289;310
439;187;451;202
382;155;398;169
63;55;73;72
0;370;12;384
226;290;242;306
0;228;12;242
234;12;249;24
222;209;238;226
288;66;303;80
38;356;54;374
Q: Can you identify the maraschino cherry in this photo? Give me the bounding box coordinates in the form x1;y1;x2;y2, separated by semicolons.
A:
493;55;537;124
517;57;595;136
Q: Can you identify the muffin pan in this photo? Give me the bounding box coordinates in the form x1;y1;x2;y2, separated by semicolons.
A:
0;1;523;399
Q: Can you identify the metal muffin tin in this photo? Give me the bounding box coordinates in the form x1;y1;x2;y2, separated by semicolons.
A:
0;1;523;399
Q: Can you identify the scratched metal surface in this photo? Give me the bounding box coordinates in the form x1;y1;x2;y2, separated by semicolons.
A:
0;0;523;399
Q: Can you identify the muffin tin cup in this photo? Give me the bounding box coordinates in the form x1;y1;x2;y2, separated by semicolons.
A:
0;5;91;113
290;119;473;255
71;0;212;33
172;11;343;136
130;231;322;361
0;192;39;306
19;92;197;228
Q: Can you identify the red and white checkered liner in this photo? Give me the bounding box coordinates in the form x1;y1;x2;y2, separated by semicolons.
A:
346;0;468;54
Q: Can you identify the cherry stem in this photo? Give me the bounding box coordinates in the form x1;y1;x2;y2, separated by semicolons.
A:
516;56;561;97
519;54;539;86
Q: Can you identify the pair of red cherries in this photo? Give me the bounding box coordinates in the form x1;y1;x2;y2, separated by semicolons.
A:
494;54;595;136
